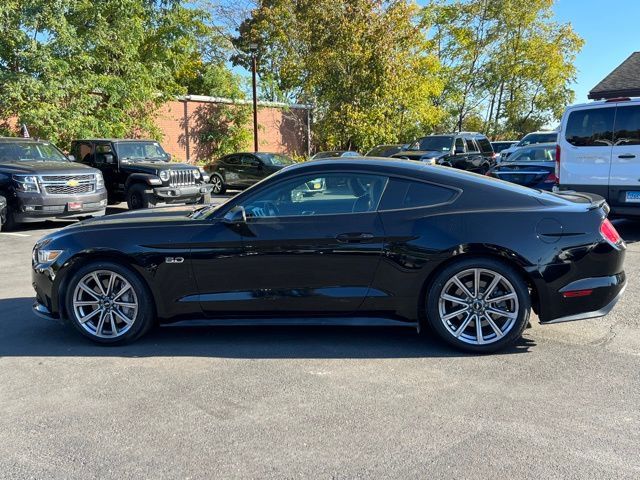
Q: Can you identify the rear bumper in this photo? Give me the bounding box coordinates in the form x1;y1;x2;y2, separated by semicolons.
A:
538;272;626;324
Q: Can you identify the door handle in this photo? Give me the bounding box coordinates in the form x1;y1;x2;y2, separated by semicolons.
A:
336;232;375;243
618;154;636;159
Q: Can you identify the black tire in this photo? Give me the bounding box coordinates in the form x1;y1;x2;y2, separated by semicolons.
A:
2;204;17;231
425;257;531;353
64;261;155;345
210;174;226;195
126;183;155;210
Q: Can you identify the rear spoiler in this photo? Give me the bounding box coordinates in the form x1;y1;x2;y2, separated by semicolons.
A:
554;190;609;214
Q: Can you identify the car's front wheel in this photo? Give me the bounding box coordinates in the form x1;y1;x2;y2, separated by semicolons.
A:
65;261;155;344
425;257;530;353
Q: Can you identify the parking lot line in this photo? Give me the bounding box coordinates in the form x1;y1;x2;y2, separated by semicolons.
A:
0;232;31;237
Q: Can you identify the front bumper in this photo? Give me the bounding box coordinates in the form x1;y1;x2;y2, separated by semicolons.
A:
153;184;213;201
14;190;108;223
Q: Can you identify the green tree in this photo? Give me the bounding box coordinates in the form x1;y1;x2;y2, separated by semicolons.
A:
233;0;446;152
0;0;239;149
428;0;583;138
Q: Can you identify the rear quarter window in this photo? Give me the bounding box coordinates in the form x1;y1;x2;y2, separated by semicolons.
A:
477;137;493;154
565;108;615;147
379;178;457;210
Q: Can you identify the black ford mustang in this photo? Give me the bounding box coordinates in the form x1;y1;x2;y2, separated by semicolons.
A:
31;159;626;352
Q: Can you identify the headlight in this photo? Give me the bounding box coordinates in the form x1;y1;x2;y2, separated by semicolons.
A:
193;169;201;180
159;170;170;182
95;172;105;190
37;249;63;264
13;174;40;193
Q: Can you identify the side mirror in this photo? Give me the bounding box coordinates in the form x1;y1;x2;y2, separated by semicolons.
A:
104;154;115;164
223;205;246;224
67;154;76;162
454;147;465;155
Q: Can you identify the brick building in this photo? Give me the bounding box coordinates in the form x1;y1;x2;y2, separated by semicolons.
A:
157;96;311;163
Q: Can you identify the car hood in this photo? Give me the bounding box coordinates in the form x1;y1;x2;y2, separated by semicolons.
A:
60;206;198;233
120;161;198;174
0;161;98;175
392;150;447;160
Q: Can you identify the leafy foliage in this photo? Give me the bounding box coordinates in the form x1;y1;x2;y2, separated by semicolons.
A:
0;0;241;149
234;0;446;152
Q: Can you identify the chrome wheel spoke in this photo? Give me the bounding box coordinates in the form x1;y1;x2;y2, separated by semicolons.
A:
91;272;106;295
475;314;484;344
473;269;480;297
74;300;99;307
78;307;101;324
442;293;468;306
113;308;133;326
78;282;100;300
114;301;136;308
109;312;118;336
105;273;116;296
487;307;517;319
113;284;131;301
452;276;474;299
455;313;474;338
484;314;504;338
442;306;469;321
95;311;106;336
487;292;516;304
484;274;502;298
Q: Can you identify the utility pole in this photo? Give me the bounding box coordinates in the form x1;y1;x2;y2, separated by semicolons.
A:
250;43;259;153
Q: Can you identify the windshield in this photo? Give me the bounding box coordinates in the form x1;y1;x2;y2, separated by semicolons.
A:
256;153;295;166
506;145;556;163
517;133;557;147
407;136;453;152
0;142;68;163
313;152;343;159
115;141;169;161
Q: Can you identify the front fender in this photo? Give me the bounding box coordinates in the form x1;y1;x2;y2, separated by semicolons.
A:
125;173;161;189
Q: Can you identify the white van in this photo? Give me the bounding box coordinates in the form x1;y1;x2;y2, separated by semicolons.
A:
557;97;640;216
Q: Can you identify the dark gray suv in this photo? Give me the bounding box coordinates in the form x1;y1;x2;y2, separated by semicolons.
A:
392;132;496;173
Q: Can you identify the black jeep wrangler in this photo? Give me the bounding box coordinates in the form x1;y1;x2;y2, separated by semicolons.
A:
0;137;107;230
70;139;213;210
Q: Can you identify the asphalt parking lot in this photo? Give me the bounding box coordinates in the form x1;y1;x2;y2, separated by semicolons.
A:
1;206;639;479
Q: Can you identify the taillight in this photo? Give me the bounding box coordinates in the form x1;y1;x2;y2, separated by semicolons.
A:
543;172;558;183
555;144;561;184
600;219;622;246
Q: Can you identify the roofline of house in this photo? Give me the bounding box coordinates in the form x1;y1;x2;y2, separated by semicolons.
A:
588;88;640;100
178;95;312;110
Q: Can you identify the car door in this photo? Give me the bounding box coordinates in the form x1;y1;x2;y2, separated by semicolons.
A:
218;154;242;188
609;103;640;208
239;154;265;187
464;138;482;171
95;143;121;193
193;171;388;316
451;137;466;168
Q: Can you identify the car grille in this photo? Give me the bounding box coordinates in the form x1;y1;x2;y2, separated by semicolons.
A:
44;184;95;195
168;169;197;187
39;174;96;196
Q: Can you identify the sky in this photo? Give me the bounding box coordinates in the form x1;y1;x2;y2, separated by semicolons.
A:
553;0;638;104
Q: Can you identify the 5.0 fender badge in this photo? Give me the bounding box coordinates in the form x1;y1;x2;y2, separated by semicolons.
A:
165;257;184;264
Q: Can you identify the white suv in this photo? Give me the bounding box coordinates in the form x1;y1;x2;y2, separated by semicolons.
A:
557;97;640;216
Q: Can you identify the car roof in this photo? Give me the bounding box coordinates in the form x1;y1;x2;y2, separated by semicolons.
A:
566;97;640;110
514;142;556;148
0;137;52;144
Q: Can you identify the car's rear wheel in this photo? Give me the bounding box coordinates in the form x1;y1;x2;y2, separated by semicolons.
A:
425;258;530;353
65;261;154;345
210;174;226;195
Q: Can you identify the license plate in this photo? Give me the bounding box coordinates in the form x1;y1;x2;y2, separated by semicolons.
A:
625;191;640;203
68;201;83;211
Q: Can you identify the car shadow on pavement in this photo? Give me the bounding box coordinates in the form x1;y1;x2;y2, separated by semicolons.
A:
0;297;535;359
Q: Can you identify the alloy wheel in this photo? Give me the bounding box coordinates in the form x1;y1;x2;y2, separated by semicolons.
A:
211;175;223;194
437;268;519;345
72;270;139;338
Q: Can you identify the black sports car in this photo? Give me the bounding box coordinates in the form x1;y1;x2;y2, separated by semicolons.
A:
32;158;626;352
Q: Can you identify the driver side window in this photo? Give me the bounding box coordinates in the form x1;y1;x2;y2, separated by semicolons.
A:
238;173;388;218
